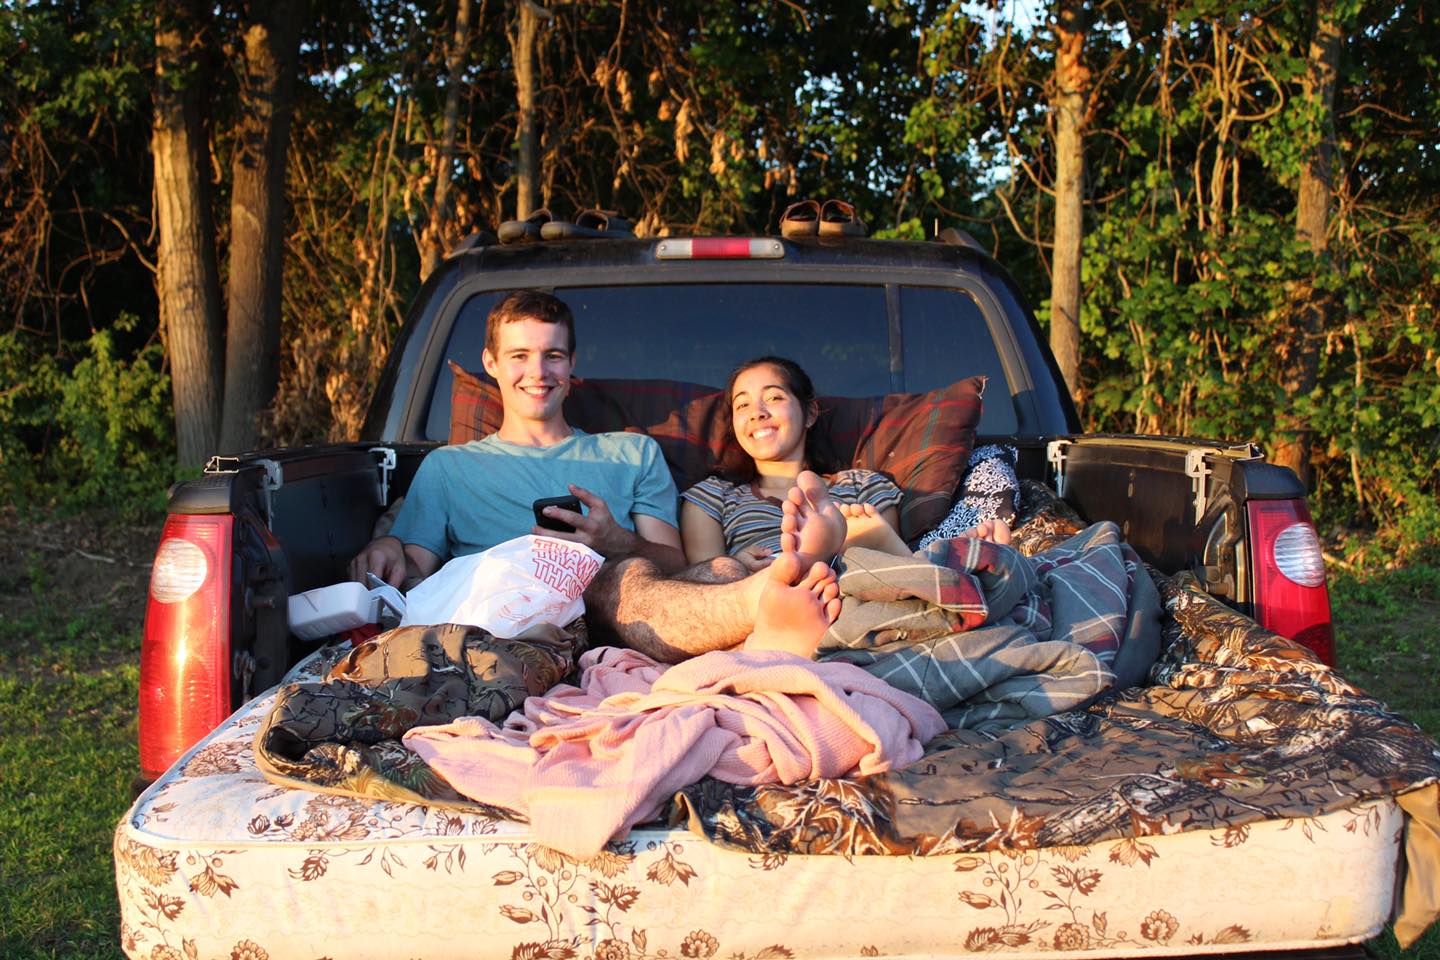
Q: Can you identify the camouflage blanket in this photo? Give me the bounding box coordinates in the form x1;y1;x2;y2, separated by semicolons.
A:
254;619;587;806
251;483;1440;944
818;521;1161;732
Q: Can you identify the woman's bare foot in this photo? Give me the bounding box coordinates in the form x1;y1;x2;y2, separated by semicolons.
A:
967;518;1011;545
839;502;911;555
779;471;848;566
742;552;841;659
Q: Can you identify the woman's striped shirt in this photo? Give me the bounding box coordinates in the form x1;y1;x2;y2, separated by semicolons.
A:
680;468;903;558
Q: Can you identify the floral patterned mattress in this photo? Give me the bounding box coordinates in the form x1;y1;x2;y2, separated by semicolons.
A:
117;653;1407;960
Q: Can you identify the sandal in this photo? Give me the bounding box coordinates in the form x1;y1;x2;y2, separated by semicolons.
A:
497;207;554;244
779;199;821;238
818;198;867;237
540;208;635;240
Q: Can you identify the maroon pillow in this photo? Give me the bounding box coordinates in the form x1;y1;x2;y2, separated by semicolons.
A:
833;377;986;541
449;361;985;540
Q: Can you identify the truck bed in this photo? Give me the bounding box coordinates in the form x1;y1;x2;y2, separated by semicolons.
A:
119;493;1440;960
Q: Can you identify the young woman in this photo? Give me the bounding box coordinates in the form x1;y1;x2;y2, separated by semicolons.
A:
680;356;905;570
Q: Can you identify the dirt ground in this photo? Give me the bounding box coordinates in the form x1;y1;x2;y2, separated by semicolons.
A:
0;503;158;642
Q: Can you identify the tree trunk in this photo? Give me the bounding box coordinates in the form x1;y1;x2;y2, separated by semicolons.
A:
153;0;224;468
511;0;546;220
1050;0;1089;404
420;0;474;281
219;0;301;454
1272;1;1341;488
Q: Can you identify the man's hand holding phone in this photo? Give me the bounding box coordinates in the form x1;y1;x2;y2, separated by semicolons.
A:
532;494;582;533
532;485;637;558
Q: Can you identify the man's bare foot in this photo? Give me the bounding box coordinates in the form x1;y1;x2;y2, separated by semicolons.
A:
967;518;1011;545
839;502;911;556
779;471;848;566
742;552;841;659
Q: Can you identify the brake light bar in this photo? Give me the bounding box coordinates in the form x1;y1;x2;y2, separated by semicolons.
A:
655;238;784;260
1247;499;1335;664
139;513;235;780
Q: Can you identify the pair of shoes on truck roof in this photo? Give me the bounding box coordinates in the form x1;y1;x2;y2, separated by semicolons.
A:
498;208;635;243
780;198;867;238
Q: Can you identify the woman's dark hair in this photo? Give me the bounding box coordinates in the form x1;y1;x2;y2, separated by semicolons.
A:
717;356;839;482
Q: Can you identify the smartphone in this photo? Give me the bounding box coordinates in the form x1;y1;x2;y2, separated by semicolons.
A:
532;494;582;533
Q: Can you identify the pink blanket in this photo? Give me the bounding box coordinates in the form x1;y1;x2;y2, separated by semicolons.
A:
402;646;946;859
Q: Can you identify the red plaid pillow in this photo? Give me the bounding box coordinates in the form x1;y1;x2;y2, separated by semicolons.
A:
449;362;984;539
833;377;986;542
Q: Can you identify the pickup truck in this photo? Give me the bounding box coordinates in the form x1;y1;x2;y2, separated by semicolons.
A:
116;231;1425;960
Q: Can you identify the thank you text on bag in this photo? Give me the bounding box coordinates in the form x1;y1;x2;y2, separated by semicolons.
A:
400;535;604;638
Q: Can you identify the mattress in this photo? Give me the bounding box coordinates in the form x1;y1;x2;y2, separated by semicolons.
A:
116;653;1403;960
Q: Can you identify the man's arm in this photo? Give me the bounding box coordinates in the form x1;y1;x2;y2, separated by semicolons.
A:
349;536;442;587
536;484;687;574
630;513;688;573
351;449;453;587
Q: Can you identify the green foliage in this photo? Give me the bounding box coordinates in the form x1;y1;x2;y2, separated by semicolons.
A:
0;320;173;517
964;0;1440;543
0;0;1436;552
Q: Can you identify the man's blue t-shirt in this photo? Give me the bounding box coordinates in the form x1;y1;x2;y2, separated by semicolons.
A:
388;430;678;561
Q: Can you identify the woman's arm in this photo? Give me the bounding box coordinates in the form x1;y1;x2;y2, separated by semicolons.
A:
680;500;728;565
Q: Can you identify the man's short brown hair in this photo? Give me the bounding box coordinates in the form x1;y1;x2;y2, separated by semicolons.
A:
484;290;576;356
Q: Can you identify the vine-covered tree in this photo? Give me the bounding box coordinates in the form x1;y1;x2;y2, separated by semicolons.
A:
1049;0;1089;401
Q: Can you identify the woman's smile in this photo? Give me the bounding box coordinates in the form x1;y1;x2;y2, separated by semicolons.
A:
730;363;811;465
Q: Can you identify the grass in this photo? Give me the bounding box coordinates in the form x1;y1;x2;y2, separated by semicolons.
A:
1330;561;1440;960
0;565;139;960
1331;563;1440;738
0;507;1437;960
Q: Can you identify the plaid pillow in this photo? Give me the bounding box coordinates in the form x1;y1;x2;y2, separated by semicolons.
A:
836;377;987;542
449;361;984;539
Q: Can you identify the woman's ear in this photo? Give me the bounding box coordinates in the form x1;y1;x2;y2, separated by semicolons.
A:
805;399;820;429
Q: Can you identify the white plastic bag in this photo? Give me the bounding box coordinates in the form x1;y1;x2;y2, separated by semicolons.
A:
399;535;603;638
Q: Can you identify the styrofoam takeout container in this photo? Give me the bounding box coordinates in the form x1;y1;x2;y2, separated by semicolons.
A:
287;581;405;641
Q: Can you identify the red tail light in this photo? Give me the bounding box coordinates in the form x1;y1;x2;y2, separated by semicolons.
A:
139;514;234;779
1247;499;1335;664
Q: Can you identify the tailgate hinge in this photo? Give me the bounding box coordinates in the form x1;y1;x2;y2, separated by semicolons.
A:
1046;439;1072;497
369;446;397;506
254;458;283;526
204;456;283;525
1184;449;1214;525
1186;444;1263;525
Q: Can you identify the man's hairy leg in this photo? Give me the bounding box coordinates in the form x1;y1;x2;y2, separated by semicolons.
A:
585;483;851;663
671;555;748;584
584;556;765;663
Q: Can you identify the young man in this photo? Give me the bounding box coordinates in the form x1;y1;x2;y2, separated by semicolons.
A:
349;289;686;585
350;290;847;662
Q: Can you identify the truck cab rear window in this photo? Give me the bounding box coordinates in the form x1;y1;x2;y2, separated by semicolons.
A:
426;283;1015;440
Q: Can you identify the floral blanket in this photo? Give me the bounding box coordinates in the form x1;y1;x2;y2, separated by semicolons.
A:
252;483;1440;946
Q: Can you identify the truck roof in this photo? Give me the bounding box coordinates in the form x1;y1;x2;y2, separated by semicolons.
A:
363;234;1081;442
